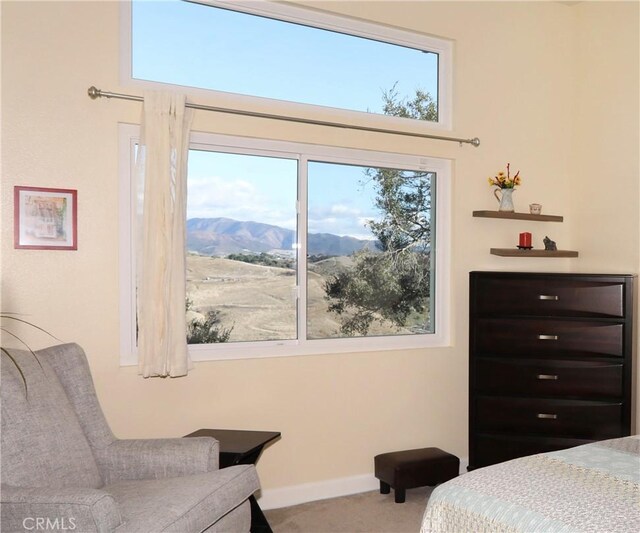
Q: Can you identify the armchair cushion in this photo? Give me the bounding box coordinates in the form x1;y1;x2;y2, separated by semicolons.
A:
107;465;259;533
0;348;103;489
39;342;117;450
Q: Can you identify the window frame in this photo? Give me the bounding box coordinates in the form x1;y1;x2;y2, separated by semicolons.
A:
119;124;451;364
120;0;453;131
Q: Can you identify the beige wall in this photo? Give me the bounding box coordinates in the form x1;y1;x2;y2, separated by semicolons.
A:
1;0;638;496
568;0;640;428
571;1;640;272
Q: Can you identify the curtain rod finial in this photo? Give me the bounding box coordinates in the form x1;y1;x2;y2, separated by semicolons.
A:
471;137;480;147
87;86;101;100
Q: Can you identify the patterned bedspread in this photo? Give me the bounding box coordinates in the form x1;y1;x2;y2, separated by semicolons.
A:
420;436;640;533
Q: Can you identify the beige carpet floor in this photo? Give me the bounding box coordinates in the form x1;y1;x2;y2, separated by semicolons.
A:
264;487;433;533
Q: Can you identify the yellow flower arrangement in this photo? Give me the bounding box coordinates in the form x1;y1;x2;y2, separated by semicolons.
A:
488;163;522;189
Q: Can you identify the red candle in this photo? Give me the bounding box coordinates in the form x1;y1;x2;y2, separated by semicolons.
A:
519;232;532;248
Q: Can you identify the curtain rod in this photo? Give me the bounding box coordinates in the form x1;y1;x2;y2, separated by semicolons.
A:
87;86;480;147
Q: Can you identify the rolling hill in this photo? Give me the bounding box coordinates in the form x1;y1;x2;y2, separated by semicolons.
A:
187;217;376;256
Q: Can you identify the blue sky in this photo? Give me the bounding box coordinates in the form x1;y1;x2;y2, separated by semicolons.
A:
133;0;436;239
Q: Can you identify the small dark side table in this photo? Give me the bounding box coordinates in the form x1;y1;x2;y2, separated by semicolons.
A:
184;428;281;533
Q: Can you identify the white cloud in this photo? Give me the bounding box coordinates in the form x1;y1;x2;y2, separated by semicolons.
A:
307;201;377;237
328;204;361;216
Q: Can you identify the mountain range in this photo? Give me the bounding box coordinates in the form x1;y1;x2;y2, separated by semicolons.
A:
187;217;375;257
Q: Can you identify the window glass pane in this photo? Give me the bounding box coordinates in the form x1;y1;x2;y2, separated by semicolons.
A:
132;1;439;121
186;150;298;343
307;161;435;339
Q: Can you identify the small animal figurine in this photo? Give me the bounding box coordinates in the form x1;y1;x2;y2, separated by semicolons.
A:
543;236;557;251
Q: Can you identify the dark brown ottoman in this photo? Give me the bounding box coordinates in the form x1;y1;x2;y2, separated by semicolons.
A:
374;447;459;503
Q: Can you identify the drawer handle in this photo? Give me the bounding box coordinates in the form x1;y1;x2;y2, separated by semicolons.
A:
538;294;559;301
538;334;559;340
536;413;558;420
536;374;559;380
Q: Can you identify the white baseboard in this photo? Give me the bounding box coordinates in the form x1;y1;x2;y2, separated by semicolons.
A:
257;458;469;511
257;473;379;511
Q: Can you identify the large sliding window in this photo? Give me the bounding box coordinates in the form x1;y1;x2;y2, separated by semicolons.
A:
124;0;452;129
120;127;451;363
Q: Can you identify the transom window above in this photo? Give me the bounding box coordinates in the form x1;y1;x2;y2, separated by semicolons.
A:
125;0;452;128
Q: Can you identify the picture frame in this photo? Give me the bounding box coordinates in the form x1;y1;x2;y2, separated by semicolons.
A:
14;186;78;250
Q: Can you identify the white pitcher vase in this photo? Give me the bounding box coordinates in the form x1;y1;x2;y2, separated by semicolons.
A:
494;187;515;212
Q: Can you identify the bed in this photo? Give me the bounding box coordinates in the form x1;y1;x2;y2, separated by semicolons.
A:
421;436;640;533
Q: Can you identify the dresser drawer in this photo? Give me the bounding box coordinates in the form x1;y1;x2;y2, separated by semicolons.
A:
475;397;623;439
471;434;594;469
475;358;623;398
472;277;625;318
474;319;624;358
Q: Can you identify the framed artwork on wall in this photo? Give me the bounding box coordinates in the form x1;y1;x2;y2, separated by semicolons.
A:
14;186;78;250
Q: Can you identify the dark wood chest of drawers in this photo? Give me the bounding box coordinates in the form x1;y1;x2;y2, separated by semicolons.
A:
468;271;635;470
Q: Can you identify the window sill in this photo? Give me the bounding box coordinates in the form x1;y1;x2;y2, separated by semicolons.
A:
194;334;450;361
119;333;450;366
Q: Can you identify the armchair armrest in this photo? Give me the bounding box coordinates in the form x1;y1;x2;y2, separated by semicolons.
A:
94;436;219;484
1;484;121;533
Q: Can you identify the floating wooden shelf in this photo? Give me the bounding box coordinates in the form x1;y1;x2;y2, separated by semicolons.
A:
473;210;563;222
475;209;576;258
490;248;579;258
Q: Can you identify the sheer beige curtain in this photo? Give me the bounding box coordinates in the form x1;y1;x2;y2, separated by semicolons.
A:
135;91;194;377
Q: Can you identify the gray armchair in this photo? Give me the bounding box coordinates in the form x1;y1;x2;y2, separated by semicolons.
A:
1;343;260;532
